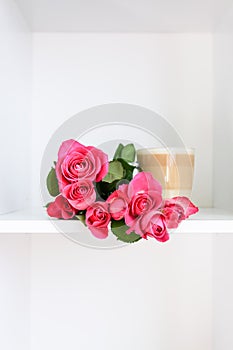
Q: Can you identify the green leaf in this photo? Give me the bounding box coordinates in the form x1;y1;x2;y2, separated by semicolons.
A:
46;167;59;197
117;158;136;181
113;143;124;160
74;214;86;226
95;180;118;200
121;143;136;163
111;220;142;243
103;160;124;183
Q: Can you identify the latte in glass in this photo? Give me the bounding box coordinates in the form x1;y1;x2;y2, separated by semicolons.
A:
137;148;195;198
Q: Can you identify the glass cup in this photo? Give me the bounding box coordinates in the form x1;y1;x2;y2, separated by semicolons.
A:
136;147;195;199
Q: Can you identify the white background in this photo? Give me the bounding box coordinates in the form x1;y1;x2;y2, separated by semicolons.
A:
31;33;213;208
30;234;213;350
213;6;233;211
0;234;30;350
1;0;233;349
0;0;31;213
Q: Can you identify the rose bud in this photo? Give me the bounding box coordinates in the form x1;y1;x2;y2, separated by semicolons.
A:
62;180;96;210
125;172;162;227
127;211;169;243
55;139;108;191
171;196;199;218
106;185;129;221
161;199;186;229
86;202;111;239
47;195;76;220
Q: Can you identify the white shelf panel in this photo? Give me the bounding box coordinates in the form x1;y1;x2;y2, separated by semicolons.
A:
0;207;232;234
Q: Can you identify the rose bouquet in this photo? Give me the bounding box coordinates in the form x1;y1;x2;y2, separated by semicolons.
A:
46;140;198;243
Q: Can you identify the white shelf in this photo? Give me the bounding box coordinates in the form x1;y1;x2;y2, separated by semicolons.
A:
0;207;232;234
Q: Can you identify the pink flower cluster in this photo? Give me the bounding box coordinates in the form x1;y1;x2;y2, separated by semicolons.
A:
47;139;108;219
47;140;198;243
104;172;198;242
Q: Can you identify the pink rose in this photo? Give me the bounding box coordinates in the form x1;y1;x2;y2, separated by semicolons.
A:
125;172;162;227
47;195;76;219
127;211;169;243
62;179;96;210
106;184;129;220
162;199;185;229
172;197;199;218
161;197;198;229
86;202;111;239
56;139;108;190
163;196;198;220
127;171;162;198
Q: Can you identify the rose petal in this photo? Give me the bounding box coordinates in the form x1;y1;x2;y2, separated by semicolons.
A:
88;226;109;239
61;209;74;220
107;188;129;221
55;195;65;207
125;190;162;227
86;202;111;239
134;211;169;242
55;161;70;191
58;139;87;161
62;181;96;210
147;230;170;243
172;197;199;218
118;184;129;197
128;172;162;198
47;202;61;218
87;146;109;182
47;195;75;219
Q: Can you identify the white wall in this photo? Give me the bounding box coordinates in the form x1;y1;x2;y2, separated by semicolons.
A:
0;234;30;350
0;2;31;348
30;233;213;350
213;6;233;210
213;234;233;350
32;33;213;208
213;5;233;349
0;0;32;213
29;32;213;350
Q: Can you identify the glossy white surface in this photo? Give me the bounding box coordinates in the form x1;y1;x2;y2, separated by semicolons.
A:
0;207;232;234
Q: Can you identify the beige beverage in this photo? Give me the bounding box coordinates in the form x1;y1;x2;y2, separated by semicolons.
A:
137;148;195;198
